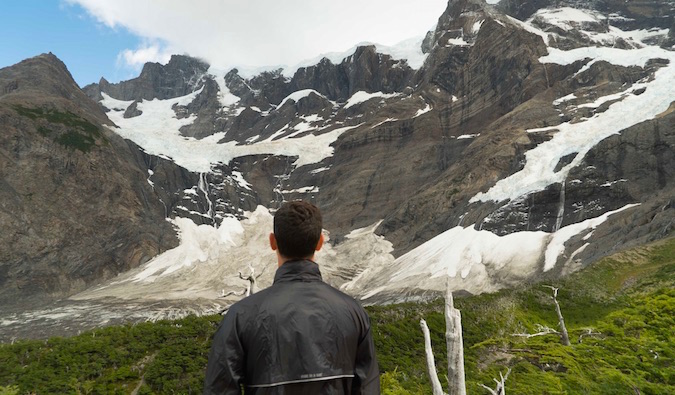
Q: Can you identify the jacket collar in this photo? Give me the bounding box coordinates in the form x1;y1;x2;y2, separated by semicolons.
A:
274;259;323;284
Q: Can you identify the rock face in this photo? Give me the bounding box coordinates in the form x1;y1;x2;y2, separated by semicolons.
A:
289;46;414;101
0;54;177;308
82;55;210;101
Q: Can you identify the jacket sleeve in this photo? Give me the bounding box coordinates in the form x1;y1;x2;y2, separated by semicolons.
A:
352;313;380;395
203;308;246;395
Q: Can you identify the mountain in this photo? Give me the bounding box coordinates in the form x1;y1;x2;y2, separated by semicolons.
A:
0;54;177;308
0;0;672;335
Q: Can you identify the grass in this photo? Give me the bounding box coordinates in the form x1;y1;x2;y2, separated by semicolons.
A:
0;237;673;394
12;105;104;153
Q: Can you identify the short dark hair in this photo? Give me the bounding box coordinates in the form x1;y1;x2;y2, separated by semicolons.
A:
273;201;323;259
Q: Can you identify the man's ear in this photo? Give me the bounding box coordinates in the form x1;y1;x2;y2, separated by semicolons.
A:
269;233;278;251
315;233;324;252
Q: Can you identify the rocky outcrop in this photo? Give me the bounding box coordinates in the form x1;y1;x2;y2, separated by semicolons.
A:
289;46;415;102
0;54;177;308
83;55;209;102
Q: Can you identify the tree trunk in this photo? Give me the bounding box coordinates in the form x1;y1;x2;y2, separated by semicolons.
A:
446;282;466;395
546;286;571;346
420;319;445;395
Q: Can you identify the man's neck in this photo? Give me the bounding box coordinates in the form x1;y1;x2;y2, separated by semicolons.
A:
277;254;315;267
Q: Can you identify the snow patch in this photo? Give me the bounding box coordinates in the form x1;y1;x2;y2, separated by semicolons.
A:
349;204;639;300
231;171;252;190
276;89;326;108
533;7;599;31
131;216;245;282
282;35;429;77
472;20;485;34
531;8;669;47
600;179;628;187
310;167;330;174
447;37;471;47
344;91;400;109
207;67;241;108
102;91;362;172
577;89;635;109
371;118;398;129
553;93;577;105
414;104;432;117
281;186;319;194
506;15;551;45
543;204;639;271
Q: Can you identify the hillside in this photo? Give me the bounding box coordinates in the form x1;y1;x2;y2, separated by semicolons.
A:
0;54;177;308
1;237;672;394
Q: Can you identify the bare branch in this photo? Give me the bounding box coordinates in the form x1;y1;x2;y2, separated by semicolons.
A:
480;368;511;395
220;289;246;298
479;384;498;395
512;324;559;338
578;328;602;343
237;267;261;295
255;265;267;279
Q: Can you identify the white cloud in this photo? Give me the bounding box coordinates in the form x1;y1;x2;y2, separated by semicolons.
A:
116;42;173;69
66;0;447;71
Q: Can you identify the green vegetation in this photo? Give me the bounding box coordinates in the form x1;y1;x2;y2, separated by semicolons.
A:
1;238;673;394
12;105;104;152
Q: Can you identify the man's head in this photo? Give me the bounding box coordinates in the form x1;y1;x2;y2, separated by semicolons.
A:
270;201;324;264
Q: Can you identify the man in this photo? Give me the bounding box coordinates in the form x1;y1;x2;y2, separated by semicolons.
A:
204;201;380;394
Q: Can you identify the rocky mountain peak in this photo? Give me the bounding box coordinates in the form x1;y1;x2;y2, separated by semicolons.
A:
0;53;109;125
83;54;210;102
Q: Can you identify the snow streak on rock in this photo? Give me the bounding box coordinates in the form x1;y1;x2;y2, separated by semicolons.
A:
472;46;674;203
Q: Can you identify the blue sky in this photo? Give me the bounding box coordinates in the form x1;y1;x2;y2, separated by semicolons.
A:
1;0;447;88
0;1;144;86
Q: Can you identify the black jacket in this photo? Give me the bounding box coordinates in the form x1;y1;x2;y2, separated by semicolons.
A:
204;259;380;394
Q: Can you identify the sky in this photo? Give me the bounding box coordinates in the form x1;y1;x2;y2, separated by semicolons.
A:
1;0;448;87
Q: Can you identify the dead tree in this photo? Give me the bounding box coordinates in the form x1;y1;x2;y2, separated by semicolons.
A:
543;286;571;346
420;319;445;395
479;368;511;395
511;286;572;346
238;270;257;296
220;265;267;299
421;280;466;395
445;282;466;395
